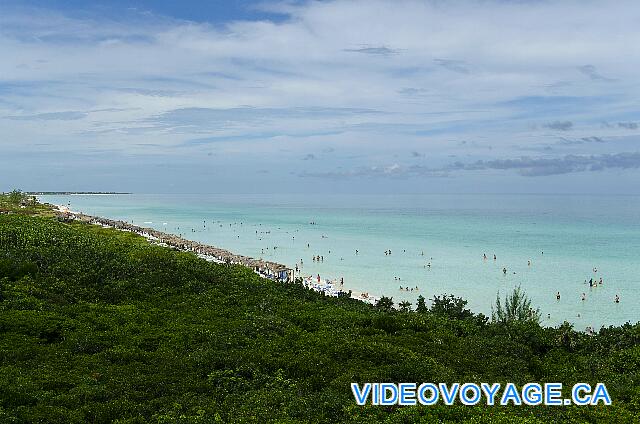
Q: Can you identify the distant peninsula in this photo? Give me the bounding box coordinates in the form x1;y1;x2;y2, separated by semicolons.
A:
27;191;132;195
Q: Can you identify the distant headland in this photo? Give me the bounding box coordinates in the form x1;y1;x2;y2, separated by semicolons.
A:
28;191;132;195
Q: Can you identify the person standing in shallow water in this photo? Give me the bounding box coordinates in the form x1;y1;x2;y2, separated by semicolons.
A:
503;267;507;275
556;291;561;300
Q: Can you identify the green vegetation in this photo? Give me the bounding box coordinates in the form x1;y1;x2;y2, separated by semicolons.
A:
493;286;541;325
1;193;639;422
0;190;54;217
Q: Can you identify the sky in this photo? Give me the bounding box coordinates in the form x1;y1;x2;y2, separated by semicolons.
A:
1;0;639;194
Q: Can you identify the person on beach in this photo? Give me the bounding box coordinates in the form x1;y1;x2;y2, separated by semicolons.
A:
317;274;321;283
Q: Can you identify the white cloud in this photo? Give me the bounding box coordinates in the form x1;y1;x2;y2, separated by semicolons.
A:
1;0;640;192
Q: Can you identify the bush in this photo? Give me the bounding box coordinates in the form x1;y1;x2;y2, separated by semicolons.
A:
492;286;541;325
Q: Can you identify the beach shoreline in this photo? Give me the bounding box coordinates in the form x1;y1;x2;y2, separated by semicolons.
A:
38;193;635;330
48;202;381;306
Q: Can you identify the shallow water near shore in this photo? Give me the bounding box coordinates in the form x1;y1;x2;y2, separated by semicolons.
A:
39;193;640;329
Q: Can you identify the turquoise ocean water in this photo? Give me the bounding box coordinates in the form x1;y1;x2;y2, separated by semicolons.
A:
39;194;640;329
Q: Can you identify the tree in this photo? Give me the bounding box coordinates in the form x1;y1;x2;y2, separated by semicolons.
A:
375;296;394;312
416;295;428;313
556;321;577;350
430;294;473;320
8;189;24;205
492;286;540;325
398;300;412;312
